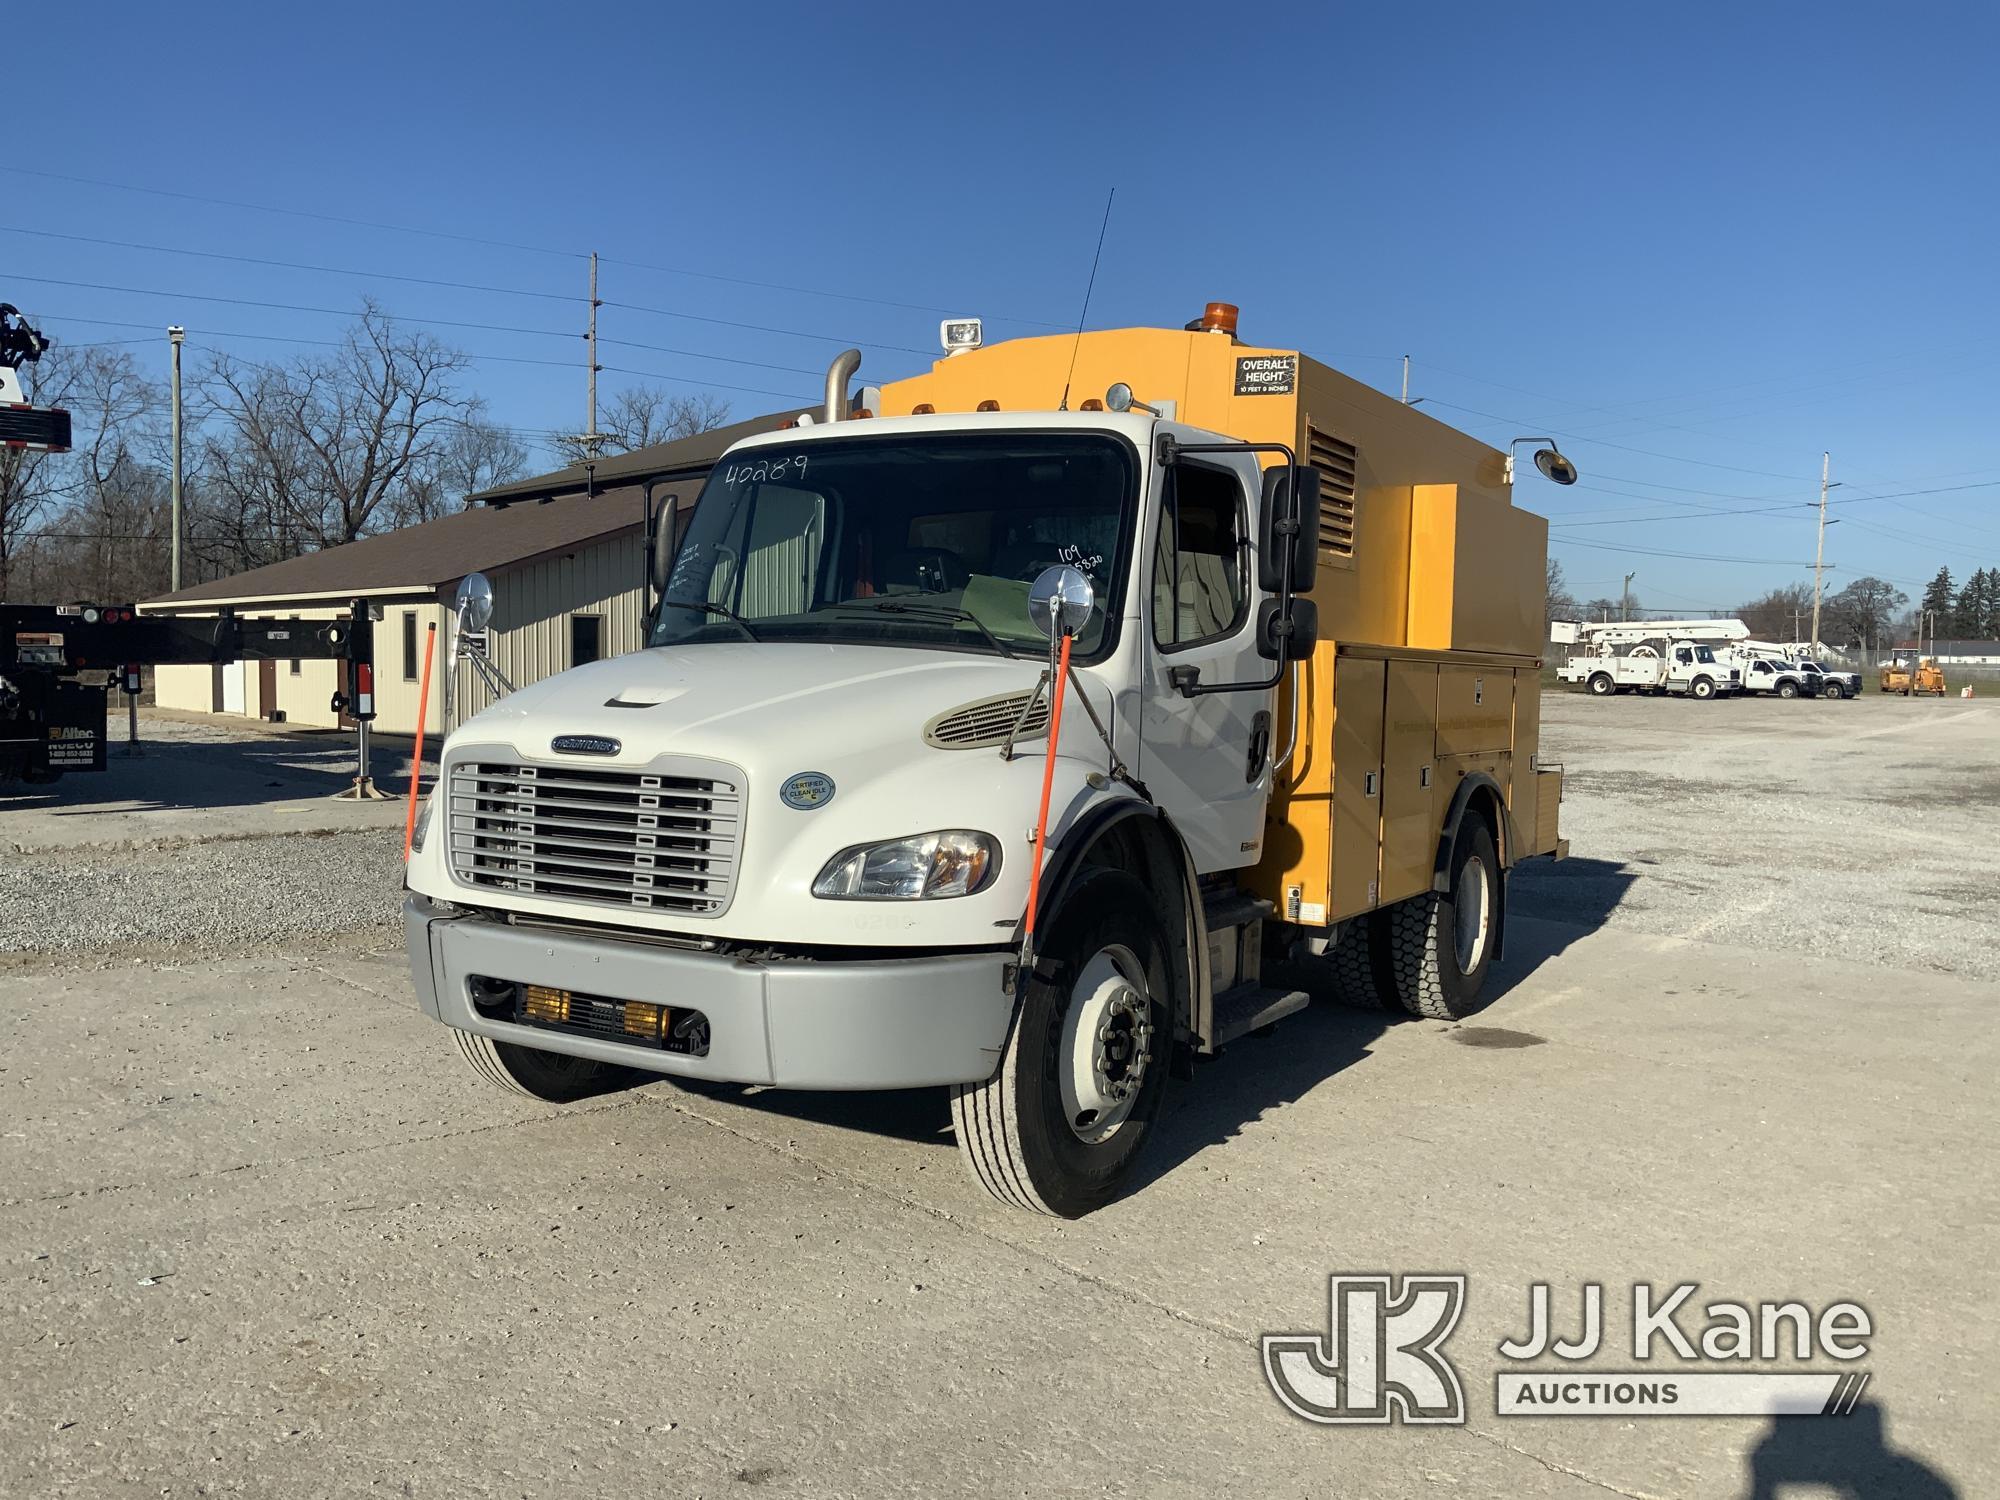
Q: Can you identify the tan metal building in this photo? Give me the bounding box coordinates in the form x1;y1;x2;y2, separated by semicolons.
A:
142;412;793;734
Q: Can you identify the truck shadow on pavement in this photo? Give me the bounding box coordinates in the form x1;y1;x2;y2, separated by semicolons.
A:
2;729;433;815
1741;1403;1958;1498
649;857;1647;1198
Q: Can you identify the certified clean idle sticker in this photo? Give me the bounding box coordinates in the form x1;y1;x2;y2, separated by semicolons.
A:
780;772;835;810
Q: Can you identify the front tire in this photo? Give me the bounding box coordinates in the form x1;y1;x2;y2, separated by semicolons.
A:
952;868;1173;1217
1690;676;1717;700
453;1029;644;1103
1777;680;1799;699
1822;683;1845;701
1381;821;1501;1020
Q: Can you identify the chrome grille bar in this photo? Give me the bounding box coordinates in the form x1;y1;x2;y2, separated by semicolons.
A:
446;758;742;916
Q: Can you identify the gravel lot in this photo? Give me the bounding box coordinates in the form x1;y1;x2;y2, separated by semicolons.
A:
7;691;1995;980
3;690;1995;1498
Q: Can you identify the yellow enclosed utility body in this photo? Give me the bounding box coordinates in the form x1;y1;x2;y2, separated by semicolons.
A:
880;316;1567;948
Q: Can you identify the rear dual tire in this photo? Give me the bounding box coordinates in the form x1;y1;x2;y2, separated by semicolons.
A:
1321;821;1501;1021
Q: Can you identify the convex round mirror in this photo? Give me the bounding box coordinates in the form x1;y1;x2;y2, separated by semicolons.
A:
1534;447;1579;486
456;571;495;632
1028;564;1095;639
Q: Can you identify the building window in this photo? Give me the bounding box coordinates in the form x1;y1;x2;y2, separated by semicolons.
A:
401;611;419;681
289;615;302;675
571;614;603;668
1151;463;1248;650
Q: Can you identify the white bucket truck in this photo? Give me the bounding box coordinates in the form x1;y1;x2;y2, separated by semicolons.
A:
1553;619;1747;700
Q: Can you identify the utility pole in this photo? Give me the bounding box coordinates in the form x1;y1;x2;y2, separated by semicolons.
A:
1401;355;1411;404
1622;572;1637;622
1809;451;1835;652
168;326;185;591
586;252;601;448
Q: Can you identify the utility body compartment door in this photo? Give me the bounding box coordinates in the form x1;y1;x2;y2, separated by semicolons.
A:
1378;661;1439;905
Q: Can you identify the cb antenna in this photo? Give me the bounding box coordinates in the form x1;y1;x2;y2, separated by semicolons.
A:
1058;188;1116;412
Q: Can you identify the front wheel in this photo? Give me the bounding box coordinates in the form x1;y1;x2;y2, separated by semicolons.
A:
453;1029;645;1103
952;868;1173;1217
1822;683;1845;701
1777;680;1799;699
1381;821;1501;1020
1690;676;1717;700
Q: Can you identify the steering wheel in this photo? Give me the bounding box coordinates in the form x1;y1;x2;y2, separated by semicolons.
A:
1013;557;1064;583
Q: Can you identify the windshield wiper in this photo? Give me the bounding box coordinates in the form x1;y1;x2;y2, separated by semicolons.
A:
826;599;1022;659
660;598;759;641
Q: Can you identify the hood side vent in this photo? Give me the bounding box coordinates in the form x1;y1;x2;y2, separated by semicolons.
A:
924;691;1051;750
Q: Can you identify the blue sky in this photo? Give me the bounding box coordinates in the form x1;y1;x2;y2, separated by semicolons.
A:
10;1;1997;614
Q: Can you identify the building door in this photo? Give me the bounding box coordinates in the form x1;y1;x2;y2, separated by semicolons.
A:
258;658;278;719
571;614;603;668
221;660;246;715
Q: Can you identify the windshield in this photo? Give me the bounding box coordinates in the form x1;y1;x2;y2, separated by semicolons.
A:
1694;646;1717;663
650;432;1136;658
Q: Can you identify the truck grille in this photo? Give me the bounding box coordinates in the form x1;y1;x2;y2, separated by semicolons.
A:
447;759;741;916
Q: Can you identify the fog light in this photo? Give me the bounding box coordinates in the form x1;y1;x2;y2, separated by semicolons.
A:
523;985;570;1023
623;1000;668;1039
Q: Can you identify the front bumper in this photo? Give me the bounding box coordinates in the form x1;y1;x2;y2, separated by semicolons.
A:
404;896;1015;1089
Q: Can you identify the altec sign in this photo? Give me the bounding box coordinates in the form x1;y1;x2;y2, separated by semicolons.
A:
1264;1277;1875;1424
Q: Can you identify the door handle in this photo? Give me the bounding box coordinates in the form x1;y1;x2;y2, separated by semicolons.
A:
1246;710;1271;782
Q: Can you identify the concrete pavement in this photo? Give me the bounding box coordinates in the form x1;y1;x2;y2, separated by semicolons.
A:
3;912;1990;1498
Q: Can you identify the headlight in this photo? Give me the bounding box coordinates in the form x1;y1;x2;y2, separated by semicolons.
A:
411;792;436;853
812;830;999;900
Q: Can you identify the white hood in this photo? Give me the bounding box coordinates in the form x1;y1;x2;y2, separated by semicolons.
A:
408;642;1130;949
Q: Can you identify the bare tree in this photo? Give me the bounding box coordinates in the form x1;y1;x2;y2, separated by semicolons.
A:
1822;576;1908;649
1544;556;1576;627
197;302;480;550
547;386;730;464
1737;583;1814;641
0;342;93;597
389;413;530;526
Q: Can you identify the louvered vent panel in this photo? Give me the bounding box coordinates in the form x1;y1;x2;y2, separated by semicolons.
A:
1306;423;1359;558
924;692;1051;750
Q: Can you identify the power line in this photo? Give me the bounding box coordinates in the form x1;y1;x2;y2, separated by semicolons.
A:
2;163;1066;330
0;225;583;302
1553;537;1826;566
604;298;931;355
1416;396;1814;479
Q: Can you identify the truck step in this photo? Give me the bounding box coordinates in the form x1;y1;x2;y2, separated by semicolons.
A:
1202;891;1274;933
1210;982;1311;1048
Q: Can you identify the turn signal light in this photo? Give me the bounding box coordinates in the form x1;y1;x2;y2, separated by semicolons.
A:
912;402;935;415
976;399;1000;412
523;985;570;1023
1078;398;1104;411
623;1000;669;1039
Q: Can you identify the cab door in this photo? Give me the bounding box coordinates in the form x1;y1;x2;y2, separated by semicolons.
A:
1136;452;1272;874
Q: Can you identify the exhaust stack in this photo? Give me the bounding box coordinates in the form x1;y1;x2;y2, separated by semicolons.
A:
824;348;861;423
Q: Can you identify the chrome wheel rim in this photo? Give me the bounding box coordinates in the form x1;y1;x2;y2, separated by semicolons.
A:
1058;944;1152;1145
1454;856;1493;975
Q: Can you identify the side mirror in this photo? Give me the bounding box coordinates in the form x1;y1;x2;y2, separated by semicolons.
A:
1256;595;1319;662
455;571;495;633
647;492;680;598
1028;564;1095;639
1258;465;1321;594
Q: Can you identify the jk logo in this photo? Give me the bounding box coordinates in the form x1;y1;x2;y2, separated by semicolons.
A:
1263;1274;1468;1425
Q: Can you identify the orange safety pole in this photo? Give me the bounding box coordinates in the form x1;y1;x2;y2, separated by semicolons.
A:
1021;632;1075;942
403;623;437;862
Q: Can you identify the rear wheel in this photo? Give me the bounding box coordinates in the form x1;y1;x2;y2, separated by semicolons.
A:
453;1029;645;1103
1690;676;1717;700
952;868;1173;1217
1321;913;1393;1010
1588;672;1614;697
1381;821;1501;1020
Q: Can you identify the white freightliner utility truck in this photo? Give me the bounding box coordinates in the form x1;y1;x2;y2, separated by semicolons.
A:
404;311;1569;1215
1553;618;1747;700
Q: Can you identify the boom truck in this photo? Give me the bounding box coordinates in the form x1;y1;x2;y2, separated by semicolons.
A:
1553;618;1747;699
402;304;1570;1216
